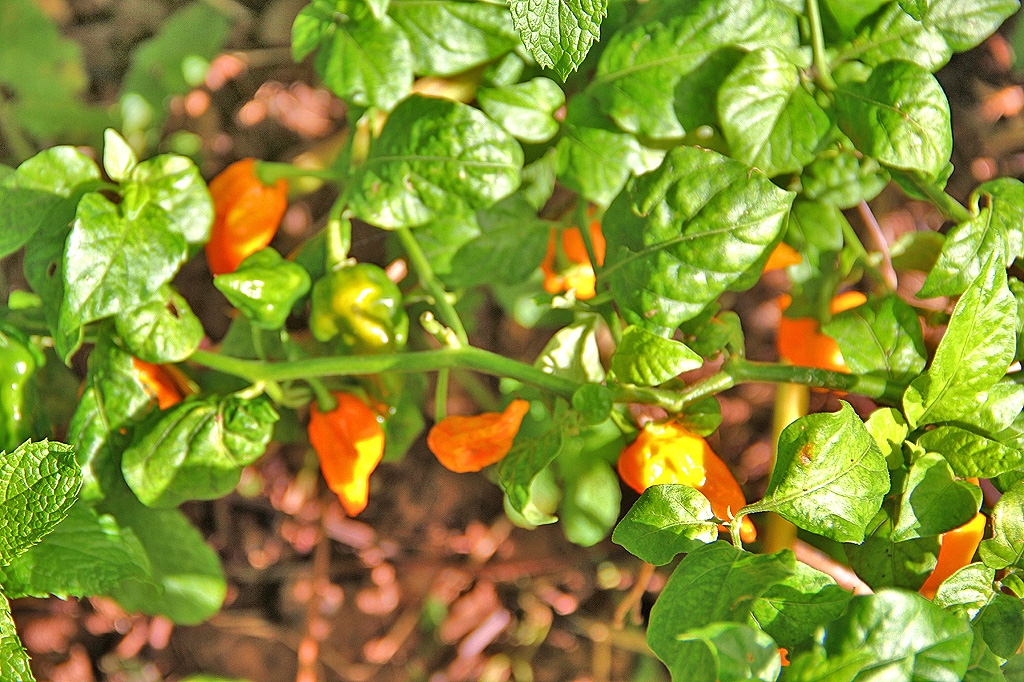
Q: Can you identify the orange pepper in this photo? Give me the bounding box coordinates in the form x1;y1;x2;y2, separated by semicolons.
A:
427;399;530;473
308;392;385;516
204;158;289;276
132;358;185;409
920;479;986;599
617;421;757;543
762;242;802;273
776;291;867;372
540;219;606;300
779;648;790;667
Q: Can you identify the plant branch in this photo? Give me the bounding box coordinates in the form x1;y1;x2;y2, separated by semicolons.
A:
396;226;469;345
899;171;972;224
806;0;837;91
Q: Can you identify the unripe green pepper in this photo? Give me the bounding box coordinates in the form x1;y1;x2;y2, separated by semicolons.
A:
0;326;41;452
310;263;409;354
214;248;312;330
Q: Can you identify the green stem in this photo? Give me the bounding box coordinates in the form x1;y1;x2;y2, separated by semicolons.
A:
435;369;449;420
255;160;341;186
189;348;909;413
396;226;469;344
190;346;580;399
726;357;904;404
899;171;972;224
806;0;837;91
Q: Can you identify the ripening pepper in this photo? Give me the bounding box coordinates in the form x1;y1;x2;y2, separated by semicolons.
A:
617;421;757;543
132;358;185;410
920;479;986;599
0;326;41;452
428;399;530;473
540;219;606;300
776;291;867;373
308;392;385;516
310;263;409;354
205;158;289;276
762;242;802;273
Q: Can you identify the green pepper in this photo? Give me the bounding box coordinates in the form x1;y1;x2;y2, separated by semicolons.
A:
310;263;409;354
0;325;42;452
214;248;312;330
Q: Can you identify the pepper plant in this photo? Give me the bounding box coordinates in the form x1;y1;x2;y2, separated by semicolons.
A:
2;0;1024;679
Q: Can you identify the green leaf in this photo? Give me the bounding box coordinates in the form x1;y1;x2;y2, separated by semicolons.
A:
388;0;519;76
102;129;138;182
554;93;662;207
504;464;559;528
780;647;871;682
127;153;214;246
347;95;523;229
0;146;101;259
717;47;831;176
215;248;312;330
918;426;1024;479
844;533;938;590
67;333;152;500
58;192;188;361
891;451;981;541
903;256;1016;427
933;562;996;613
558;451;620;547
647;542;795;678
822;589;974;681
0;502;150;599
800;141;889;209
920;178;1024;298
678;622;782;682
678;395;724;438
848;0;1018;71
496;407;565;516
964;639;1008;682
114;285;204;363
610;325;702;386
835;61;951;179
100;487;226;624
122;394;279;508
750;561;853;650
119;2;230;151
823;294;927;384
0;595;32;682
612;485;719;564
899;0;929;20
975;593;1024;658
292;0;412;110
382;373;426;462
477;77;565;143
865;406;909;470
509;0;606;80
571;384;613;425
0;440;81;566
927;0;1018;52
446;195;550;287
603;146;794;330
748;403;889;543
591;0;797;140
979;482;1024;570
678;308;745;360
535;316;606;383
